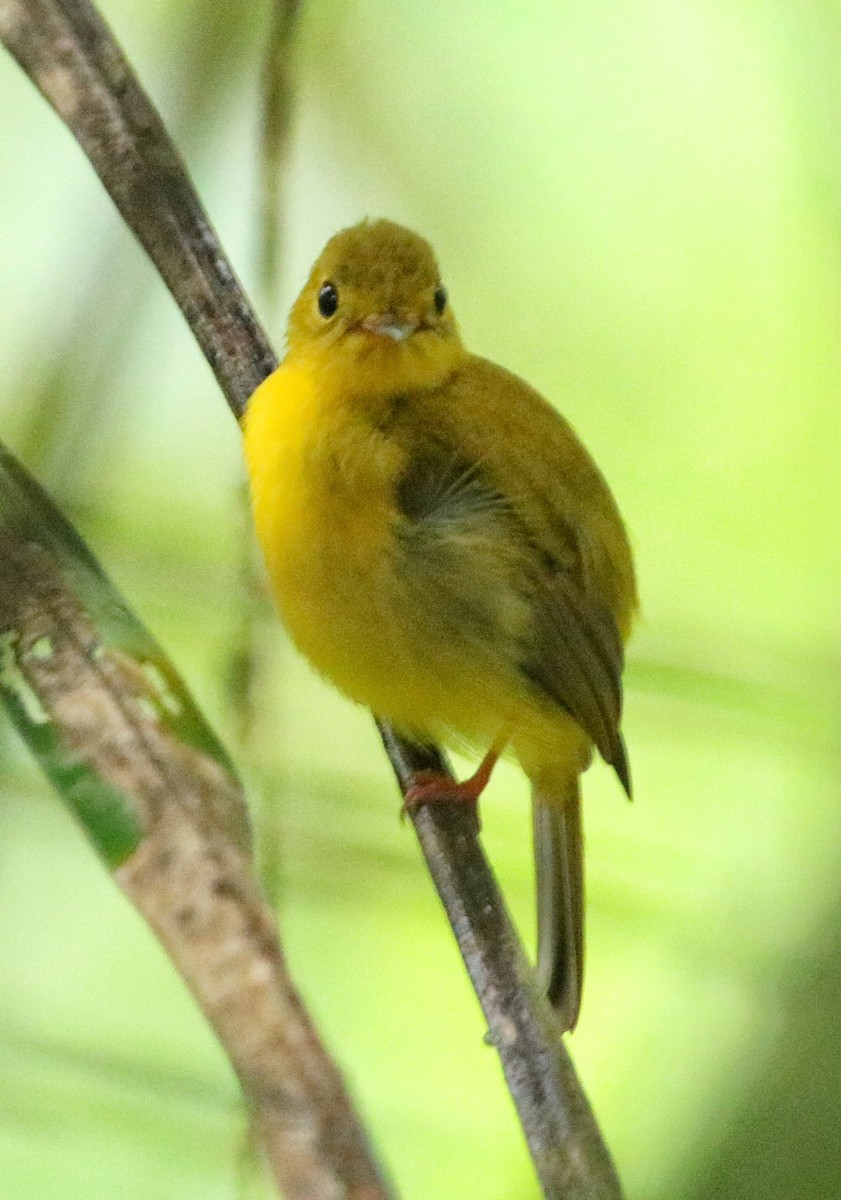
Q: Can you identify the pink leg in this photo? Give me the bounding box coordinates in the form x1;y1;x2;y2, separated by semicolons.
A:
402;744;503;815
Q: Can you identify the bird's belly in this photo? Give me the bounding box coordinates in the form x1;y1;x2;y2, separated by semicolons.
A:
248;397;592;764
259;473;517;746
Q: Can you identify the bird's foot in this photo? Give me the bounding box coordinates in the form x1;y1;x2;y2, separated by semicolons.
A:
401;746;501;819
401;770;481;816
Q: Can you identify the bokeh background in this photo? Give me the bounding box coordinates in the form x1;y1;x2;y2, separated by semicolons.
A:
1;1;840;1197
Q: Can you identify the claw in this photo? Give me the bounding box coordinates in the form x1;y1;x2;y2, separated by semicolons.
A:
401;744;502;818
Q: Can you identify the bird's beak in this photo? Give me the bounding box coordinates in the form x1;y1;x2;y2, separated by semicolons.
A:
359;314;418;342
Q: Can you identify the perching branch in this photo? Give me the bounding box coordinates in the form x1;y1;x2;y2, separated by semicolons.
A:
0;444;393;1200
0;1;625;1197
381;730;623;1198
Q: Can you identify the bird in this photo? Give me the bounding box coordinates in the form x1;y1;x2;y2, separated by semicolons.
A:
243;218;637;1031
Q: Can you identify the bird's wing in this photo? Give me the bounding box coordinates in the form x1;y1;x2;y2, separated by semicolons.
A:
392;425;630;792
520;561;630;793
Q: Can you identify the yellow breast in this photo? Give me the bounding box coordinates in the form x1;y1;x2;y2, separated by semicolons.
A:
243;361;512;746
246;363;474;740
242;354;619;766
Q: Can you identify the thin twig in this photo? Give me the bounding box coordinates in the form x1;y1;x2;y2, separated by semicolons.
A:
260;0;302;309
230;0;305;903
0;2;625;1196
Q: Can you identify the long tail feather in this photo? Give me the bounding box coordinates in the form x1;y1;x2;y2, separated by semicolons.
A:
532;778;584;1032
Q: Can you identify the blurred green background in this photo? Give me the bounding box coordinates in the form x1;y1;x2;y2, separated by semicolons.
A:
1;0;840;1196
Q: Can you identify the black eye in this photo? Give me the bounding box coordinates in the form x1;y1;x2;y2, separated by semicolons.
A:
318;281;339;318
433;285;447;315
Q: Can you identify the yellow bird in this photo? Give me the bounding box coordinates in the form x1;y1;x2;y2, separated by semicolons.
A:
244;219;637;1031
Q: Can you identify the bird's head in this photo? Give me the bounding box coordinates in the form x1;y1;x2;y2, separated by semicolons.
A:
286;219;465;397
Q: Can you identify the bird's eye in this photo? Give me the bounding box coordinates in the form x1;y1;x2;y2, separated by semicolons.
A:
318;281;339;318
433;286;447;315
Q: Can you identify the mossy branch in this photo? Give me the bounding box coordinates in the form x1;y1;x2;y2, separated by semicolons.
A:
0;443;393;1199
0;1;625;1196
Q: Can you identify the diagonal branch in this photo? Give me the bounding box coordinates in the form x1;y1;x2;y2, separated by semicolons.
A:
0;2;625;1196
381;730;623;1198
0;443;393;1200
0;0;275;416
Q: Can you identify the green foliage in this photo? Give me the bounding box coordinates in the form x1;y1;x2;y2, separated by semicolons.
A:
0;443;246;864
0;1;839;1197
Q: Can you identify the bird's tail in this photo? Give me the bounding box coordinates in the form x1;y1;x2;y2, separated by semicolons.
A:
532;776;584;1033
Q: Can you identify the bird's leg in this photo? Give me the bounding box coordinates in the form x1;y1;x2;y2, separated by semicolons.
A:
402;741;504;815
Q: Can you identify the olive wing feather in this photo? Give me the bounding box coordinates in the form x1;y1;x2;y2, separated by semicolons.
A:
394;435;630;792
